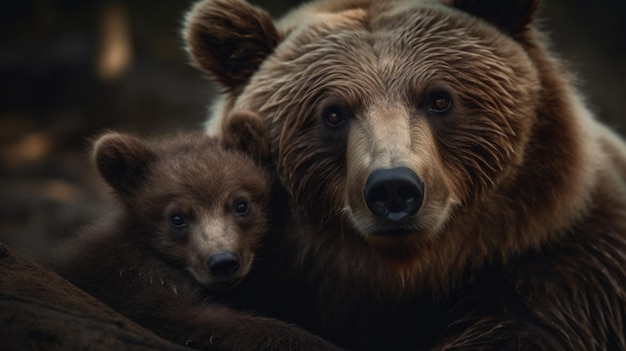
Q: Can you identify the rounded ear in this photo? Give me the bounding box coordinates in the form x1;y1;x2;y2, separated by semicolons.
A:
221;110;271;164
92;132;155;194
183;0;280;93
453;0;539;38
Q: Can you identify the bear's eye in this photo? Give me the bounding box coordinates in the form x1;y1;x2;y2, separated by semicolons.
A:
429;91;452;114
322;105;347;128
170;214;187;228
234;201;249;216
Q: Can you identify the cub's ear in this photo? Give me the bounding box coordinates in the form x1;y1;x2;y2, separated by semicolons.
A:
222;110;271;164
453;0;539;37
183;0;280;93
92;132;155;194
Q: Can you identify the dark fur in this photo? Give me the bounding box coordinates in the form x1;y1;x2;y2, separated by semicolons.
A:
184;0;280;93
49;114;342;351
185;0;626;350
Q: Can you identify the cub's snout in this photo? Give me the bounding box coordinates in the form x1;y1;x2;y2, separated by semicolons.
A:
207;251;241;278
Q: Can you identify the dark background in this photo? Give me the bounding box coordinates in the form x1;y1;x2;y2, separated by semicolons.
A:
1;0;624;259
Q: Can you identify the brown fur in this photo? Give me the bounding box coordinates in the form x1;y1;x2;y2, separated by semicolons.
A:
183;0;281;94
48;113;342;350
184;0;626;350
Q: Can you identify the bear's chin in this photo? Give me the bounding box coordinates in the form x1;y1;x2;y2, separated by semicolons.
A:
187;268;245;292
362;230;437;261
207;277;244;292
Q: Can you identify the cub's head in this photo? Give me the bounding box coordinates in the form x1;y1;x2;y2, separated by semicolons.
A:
93;111;271;290
184;0;583;278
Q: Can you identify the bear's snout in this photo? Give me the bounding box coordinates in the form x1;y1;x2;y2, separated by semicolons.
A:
207;251;240;277
364;167;424;224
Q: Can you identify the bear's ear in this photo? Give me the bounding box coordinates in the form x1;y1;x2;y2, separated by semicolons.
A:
221;110;271;164
183;0;280;93
453;0;539;37
92;132;155;194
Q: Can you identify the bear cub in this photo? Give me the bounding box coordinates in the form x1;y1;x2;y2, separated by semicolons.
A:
49;112;341;351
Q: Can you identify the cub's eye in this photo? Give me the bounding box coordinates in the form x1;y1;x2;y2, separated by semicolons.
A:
429;91;452;114
170;214;187;228
235;201;250;216
322;105;347;128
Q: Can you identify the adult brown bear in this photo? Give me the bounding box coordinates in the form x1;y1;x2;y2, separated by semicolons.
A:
184;0;626;350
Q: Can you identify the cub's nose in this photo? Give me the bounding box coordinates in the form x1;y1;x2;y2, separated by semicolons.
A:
207;251;240;277
364;167;424;223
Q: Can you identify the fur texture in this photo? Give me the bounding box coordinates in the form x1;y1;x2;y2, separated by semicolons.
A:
184;0;626;350
49;113;342;351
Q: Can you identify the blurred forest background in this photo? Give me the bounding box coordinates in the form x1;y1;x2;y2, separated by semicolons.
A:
0;0;624;259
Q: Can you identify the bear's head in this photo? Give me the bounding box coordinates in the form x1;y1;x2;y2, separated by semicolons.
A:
93;111;272;291
184;0;590;290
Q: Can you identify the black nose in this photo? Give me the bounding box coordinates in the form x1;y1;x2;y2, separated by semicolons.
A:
364;167;424;222
207;252;240;277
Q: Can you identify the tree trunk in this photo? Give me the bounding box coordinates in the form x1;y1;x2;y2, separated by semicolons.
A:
0;242;190;351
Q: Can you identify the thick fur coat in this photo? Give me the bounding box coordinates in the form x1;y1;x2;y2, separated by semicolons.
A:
184;0;626;350
49;114;342;351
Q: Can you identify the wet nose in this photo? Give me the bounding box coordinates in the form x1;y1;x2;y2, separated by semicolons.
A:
207;251;240;277
364;167;424;222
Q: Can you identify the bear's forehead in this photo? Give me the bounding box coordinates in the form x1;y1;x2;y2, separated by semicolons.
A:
247;4;527;103
140;149;268;203
276;3;501;60
138;172;268;213
240;4;533;120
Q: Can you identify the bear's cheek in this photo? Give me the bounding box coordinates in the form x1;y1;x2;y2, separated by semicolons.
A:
343;118;458;240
